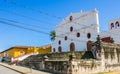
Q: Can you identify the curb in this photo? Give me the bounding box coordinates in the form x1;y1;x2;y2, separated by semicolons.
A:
0;63;26;74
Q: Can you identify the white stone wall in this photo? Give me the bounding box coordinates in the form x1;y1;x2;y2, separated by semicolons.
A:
100;18;120;44
52;9;99;52
55;10;99;36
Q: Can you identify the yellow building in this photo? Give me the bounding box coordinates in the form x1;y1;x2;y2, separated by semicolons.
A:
0;44;51;58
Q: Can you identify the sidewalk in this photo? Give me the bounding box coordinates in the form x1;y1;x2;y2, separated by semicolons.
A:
97;71;120;74
0;62;51;74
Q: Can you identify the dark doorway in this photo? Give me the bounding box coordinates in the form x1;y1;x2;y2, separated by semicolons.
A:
87;40;92;51
70;43;75;52
58;46;62;53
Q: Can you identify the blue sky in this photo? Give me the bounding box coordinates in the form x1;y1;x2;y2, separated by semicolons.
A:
0;0;120;52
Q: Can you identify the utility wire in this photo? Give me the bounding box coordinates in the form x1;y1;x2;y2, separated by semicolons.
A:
0;19;93;42
0;8;89;30
0;9;98;40
0;17;97;39
0;20;50;35
0;17;49;30
2;0;95;28
3;0;62;20
0;8;54;26
3;0;92;27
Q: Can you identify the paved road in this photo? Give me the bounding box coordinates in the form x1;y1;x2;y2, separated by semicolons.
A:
0;62;51;74
0;65;21;74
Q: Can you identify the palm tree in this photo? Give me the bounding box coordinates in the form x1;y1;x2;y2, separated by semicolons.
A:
50;30;56;41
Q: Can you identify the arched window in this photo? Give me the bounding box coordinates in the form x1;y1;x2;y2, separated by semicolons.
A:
58;46;62;52
87;33;91;39
70;26;73;32
65;36;67;40
69;16;73;22
76;32;80;37
111;23;114;29
115;21;119;28
53;48;56;52
58;40;61;45
70;43;75;52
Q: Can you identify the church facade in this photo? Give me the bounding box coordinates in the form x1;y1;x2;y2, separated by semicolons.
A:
52;9;120;52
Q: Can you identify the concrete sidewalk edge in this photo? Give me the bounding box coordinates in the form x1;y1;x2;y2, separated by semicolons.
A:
0;63;25;74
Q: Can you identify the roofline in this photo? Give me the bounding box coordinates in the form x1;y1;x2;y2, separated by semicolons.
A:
0;44;51;53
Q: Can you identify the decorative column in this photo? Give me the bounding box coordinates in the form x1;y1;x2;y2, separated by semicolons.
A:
100;47;105;72
114;48;118;64
42;55;48;70
68;53;78;74
69;53;76;61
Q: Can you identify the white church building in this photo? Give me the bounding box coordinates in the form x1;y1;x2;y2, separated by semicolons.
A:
52;9;120;52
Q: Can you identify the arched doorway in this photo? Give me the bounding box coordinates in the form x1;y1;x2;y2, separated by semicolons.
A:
58;46;62;53
70;43;75;52
87;40;92;51
53;48;56;52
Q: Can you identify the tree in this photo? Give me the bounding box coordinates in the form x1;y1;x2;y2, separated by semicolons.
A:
50;30;56;41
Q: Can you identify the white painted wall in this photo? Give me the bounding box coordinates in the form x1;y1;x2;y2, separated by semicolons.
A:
52;9;99;52
100;28;120;44
100;18;120;44
108;18;120;30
